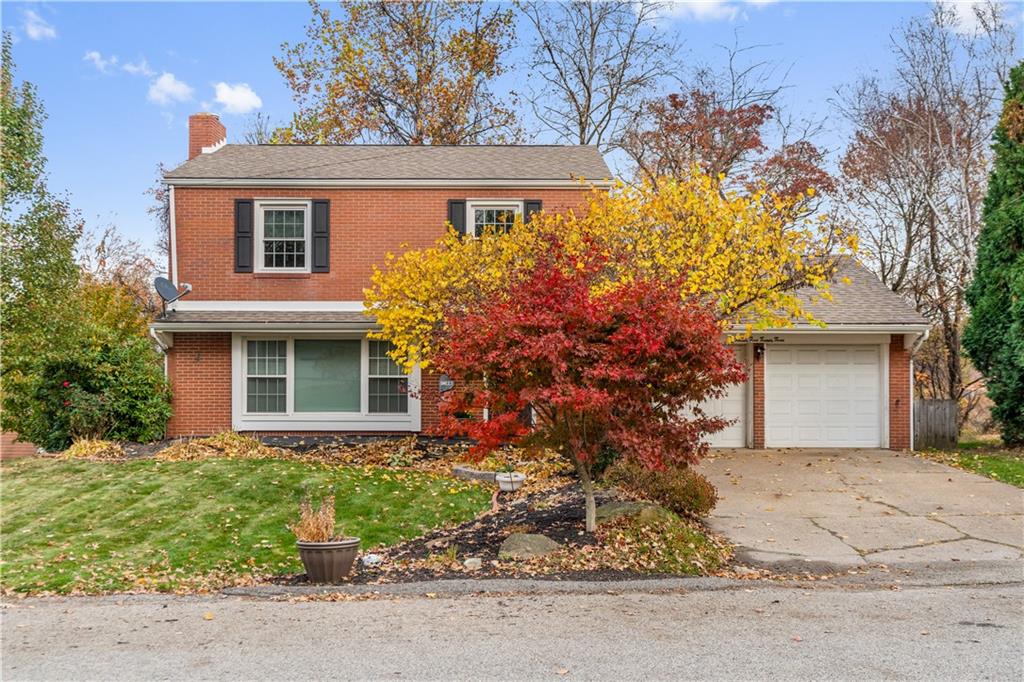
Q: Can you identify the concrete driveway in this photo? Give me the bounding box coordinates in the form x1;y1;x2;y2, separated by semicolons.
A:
699;449;1024;570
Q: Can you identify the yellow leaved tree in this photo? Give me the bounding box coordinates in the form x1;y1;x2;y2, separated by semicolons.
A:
364;170;856;372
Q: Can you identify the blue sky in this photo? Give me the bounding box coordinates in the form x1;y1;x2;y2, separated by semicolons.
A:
4;1;1016;256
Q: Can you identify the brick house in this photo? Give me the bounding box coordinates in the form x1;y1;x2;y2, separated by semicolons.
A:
152;113;928;449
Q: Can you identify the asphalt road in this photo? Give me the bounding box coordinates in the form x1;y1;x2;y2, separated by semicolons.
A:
3;582;1021;681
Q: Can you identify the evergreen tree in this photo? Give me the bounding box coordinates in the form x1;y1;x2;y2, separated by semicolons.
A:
965;62;1024;446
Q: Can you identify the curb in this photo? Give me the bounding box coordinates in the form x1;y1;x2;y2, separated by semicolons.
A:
221;576;750;599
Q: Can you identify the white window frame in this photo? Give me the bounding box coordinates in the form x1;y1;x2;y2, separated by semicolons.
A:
367;339;410;415
232;333;421;432
466;199;523;237
254;199;312;273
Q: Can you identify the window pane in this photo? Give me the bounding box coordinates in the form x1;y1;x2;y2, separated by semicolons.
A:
369;377;408;414
262;208;306;269
246;340;285;375
368;340;404;377
294;339;360;412
246;378;286;413
473;204;520;235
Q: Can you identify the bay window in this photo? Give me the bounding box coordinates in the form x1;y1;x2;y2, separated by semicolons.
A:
239;336;415;427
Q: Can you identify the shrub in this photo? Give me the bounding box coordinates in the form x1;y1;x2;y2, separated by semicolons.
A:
9;333;171;451
605;459;718;517
289;495;338;542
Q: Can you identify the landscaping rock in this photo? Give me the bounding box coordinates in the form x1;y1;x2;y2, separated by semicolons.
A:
452;465;497;483
595;500;667;526
463;557;483;570
361;553;383;567
498;533;561;560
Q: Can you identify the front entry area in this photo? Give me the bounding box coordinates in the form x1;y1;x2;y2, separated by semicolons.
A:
765;346;883;448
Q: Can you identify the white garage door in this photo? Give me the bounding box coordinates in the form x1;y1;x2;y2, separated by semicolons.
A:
766;346;882;448
700;380;747;448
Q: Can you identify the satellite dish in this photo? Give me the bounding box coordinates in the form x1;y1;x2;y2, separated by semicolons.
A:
154;277;190;313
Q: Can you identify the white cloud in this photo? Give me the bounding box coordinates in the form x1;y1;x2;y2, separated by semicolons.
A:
83;51;118;73
657;1;739;22
652;0;774;23
23;9;57;40
147;72;194;106
941;0;1016;35
213;82;263;114
122;59;155;77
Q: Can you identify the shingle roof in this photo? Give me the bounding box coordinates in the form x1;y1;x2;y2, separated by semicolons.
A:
152;262;926;330
164;144;612;183
791;259;928;326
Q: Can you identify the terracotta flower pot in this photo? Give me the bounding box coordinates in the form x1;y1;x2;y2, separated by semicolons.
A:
296;538;360;583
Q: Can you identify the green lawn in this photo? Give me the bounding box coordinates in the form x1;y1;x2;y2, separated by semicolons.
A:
1;457;491;594
925;439;1024;488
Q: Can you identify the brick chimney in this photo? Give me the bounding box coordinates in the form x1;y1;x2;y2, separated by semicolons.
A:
188;112;226;160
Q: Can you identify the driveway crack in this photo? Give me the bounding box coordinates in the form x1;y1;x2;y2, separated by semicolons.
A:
808;517;868;557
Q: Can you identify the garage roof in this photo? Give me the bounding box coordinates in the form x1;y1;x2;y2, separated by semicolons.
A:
794;259;928;326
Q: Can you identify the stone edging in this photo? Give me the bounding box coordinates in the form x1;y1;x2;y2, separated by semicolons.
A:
451;465;497;483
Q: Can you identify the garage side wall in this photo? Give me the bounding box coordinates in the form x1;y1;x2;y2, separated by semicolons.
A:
888;335;912;450
752;344;765;448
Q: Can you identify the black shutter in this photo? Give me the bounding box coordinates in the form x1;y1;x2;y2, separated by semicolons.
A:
524;199;542;223
311;199;330;273
234;199;254;273
448;199;466;236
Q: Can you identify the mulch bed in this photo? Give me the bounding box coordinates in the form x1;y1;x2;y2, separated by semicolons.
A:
269;483;692;585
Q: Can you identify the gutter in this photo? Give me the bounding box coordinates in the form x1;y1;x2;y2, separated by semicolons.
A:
163;178;616;189
728;323;932;334
149;322;379;333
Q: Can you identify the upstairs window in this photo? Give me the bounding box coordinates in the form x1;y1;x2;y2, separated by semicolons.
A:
467;201;522;236
255;201;310;272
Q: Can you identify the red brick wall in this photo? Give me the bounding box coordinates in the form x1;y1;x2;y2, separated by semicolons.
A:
419;370;442;434
889;334;912;450
167;333;233;437
752;344;765;448
1;432;37;459
172;187;593;300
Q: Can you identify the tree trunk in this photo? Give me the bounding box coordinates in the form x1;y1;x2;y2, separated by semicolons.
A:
573;455;597;532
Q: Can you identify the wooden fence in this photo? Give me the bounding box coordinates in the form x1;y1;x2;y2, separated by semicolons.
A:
914;399;958;450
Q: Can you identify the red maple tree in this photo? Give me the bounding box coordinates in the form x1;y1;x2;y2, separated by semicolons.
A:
432;237;745;530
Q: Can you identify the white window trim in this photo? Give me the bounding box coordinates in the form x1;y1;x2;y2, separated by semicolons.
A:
466;199;523;237
254;199;312;273
232;333;421;432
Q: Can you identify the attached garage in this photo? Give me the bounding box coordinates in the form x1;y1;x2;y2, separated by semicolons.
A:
703;379;748;448
765;346;883;448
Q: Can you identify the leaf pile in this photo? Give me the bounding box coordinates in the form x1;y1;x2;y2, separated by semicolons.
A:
59;438;126;461
155;432;285;462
